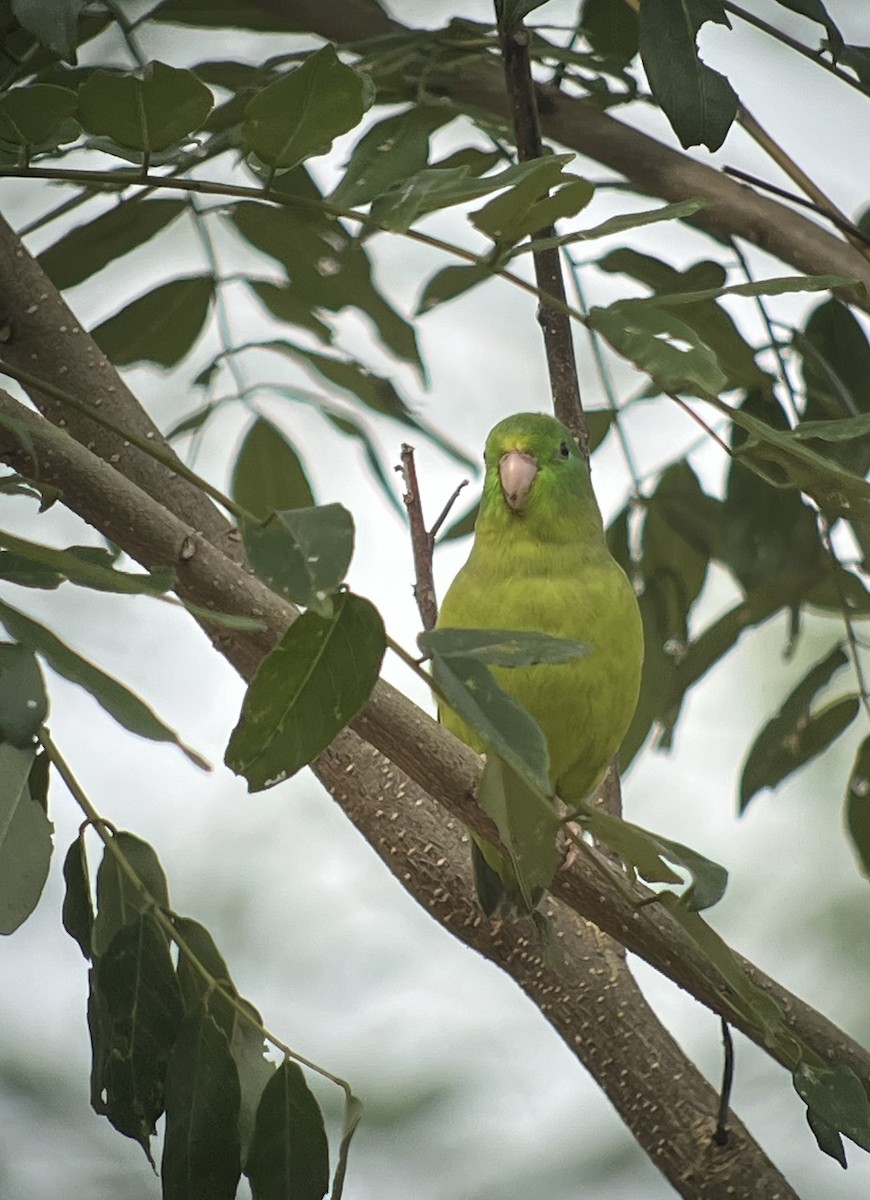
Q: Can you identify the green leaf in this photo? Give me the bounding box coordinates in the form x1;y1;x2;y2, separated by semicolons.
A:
770;0;842;48
513;198;709;257
77;62;213;153
581;0;638;65
172;916;238;1038
242;45;372;170
62;831;94;960
330;105;450;208
740;645;859;811
417;263;494;314
0;743;53;934
794;1062;870;1154
0;530;173;595
245;1060;329;1200
471;163;593;245
432;653;551;795
708;396;870;521
0;598;207;768
845;736;870;880
89;913;185;1154
0;642;47;746
588;300;728;397
231;418;315;519
229;999;276;1163
162;1012;242;1200
420;628;588;667
92;275;214;368
794;413;870;444
241;503;354;609
476;754;561;910
225;592;385;792
806;1107;847;1168
92;831;170;958
639;0;737;151
12;0;87;62
0;83;77;145
39;198;186;290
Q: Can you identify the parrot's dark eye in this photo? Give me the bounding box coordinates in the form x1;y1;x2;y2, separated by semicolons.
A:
558;441;570;459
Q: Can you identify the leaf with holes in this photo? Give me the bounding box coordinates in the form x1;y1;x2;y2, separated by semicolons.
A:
241;502;353;609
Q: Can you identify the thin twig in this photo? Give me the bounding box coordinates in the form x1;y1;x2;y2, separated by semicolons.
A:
495;3;587;454
430;479;469;541
667;393;734;457
724;165;870;250
714;1018;735;1146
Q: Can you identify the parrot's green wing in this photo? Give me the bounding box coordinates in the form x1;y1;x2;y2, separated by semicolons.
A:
437;412;644;914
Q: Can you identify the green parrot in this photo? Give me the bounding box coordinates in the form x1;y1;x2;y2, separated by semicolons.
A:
437;412;644;915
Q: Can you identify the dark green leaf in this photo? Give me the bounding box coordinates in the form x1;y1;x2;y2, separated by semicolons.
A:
330;105;450;208
0;83;77;145
770;0;842;48
225;592;385;792
588;300;728;396
639;0;737;151
242;45;372;170
62;831;93;960
420;627;588;667
740;674;859;813
77;62;213;153
38;198;186;290
90;914;184;1154
0;742;53;934
231;418;315;519
229;998;276;1163
798;298;870;481
417;263;495;314
247;280;334;344
0;642;47;746
708;396;870;521
807;1108;847;1168
92;275;214;368
433;653;551;794
581;0;638;65
241;503;354;609
245;1060;329;1200
471;163;592;244
0;598;207;768
476;754;561;909
845;736;870;880
11;0;87;61
173;916;238;1038
794;1062;870;1153
162;1012;242;1200
0;530;173;595
92;831;171;958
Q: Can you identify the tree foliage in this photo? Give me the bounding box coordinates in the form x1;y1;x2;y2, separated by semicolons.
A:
0;1;869;1197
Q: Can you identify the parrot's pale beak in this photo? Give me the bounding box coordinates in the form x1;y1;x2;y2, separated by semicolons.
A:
499;450;538;511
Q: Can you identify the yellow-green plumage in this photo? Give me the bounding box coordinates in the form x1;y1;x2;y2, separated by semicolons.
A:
437;413;643;912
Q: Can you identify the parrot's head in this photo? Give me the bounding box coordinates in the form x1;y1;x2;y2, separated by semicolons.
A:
479;413;598;541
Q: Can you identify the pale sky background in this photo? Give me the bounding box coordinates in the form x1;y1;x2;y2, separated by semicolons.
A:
2;2;870;1198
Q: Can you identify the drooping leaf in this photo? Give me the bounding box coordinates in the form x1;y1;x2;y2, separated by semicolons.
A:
0;83;77;145
241;503;354;609
417;263;495;314
225;592;385;792
0;530;173;595
242;45;372;170
330;105;451;209
92;275;214;368
845;736;870;879
794;1062;870;1155
11;0;87;62
770;0;842;50
91;831;171;958
245;1060;329;1200
0;742;53;934
38;198;186;290
0;642;47;746
476;753;561;909
807;1107;847;1168
472;175;594;246
420;627;588;667
77;62;213;153
0;598;207;768
162;1012;242;1200
229;998;276;1163
740;642;858;811
172;916;238;1038
89;914;184;1154
432;652;551;795
638;0;737;151
231;418;315;519
62;831;93;960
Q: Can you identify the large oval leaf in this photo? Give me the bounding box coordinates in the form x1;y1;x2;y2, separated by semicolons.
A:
78;62;213;152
